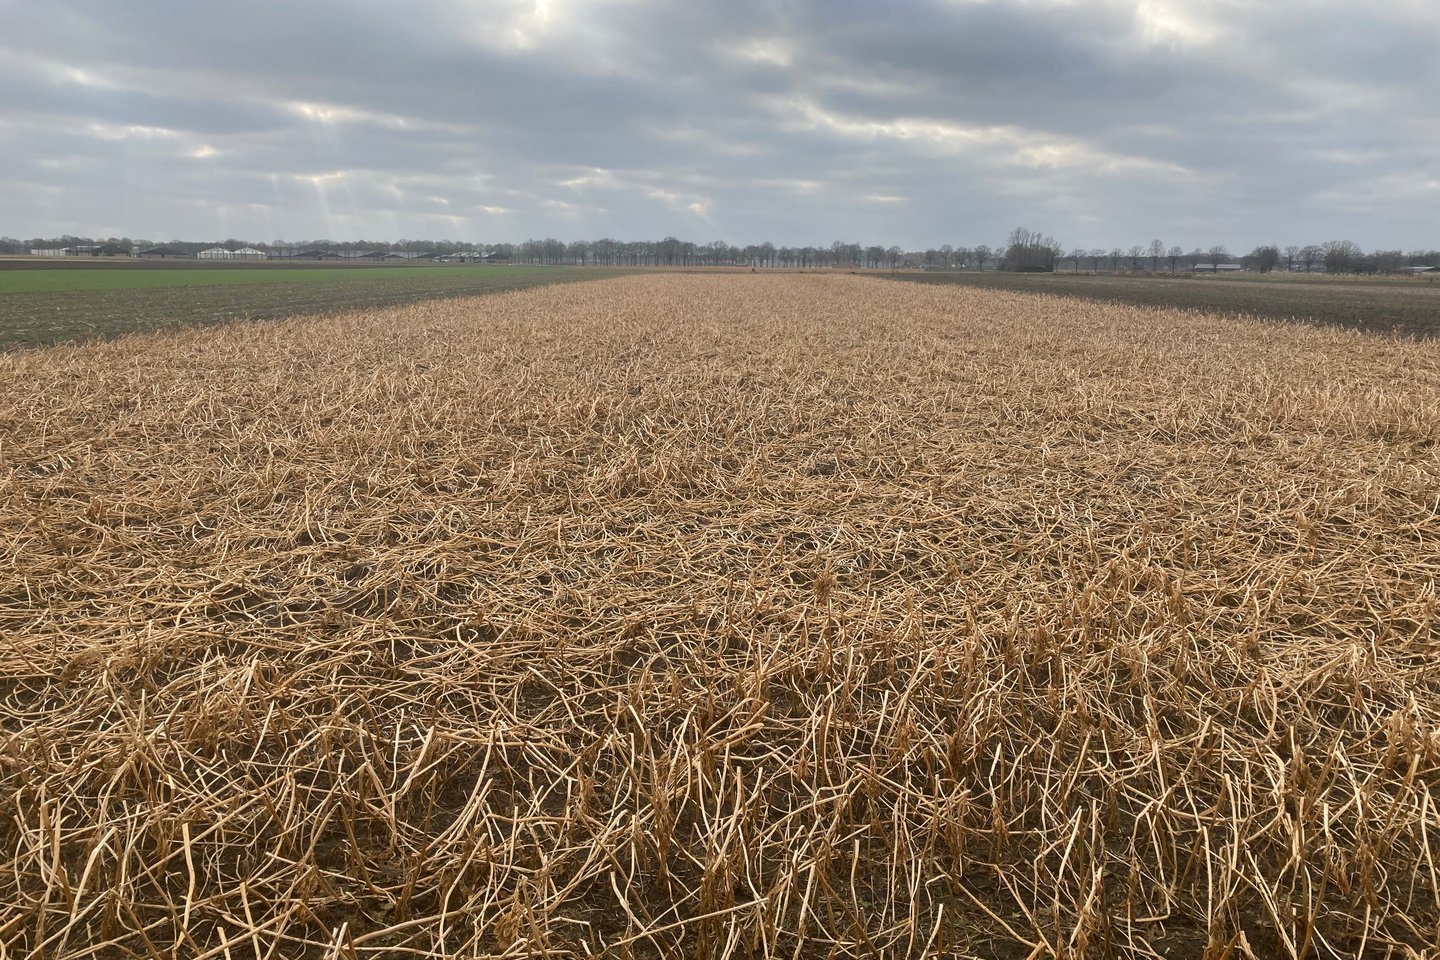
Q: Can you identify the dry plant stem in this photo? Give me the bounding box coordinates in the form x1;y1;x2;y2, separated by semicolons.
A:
2;273;1439;958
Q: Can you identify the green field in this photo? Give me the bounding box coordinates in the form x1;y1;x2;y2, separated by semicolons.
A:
0;264;519;294
891;270;1440;337
0;263;626;348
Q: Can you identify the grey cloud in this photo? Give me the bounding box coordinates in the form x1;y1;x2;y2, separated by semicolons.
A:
0;0;1435;250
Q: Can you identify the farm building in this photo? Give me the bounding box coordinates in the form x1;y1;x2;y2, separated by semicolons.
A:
31;241;129;253
1401;265;1438;274
382;251;432;262
437;251;496;263
267;249;330;260
138;247;190;259
198;246;266;260
31;245;127;257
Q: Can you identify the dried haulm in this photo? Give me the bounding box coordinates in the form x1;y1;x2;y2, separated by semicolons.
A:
1;273;1439;958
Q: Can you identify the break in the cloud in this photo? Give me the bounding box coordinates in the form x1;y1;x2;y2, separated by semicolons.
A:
1;0;1436;251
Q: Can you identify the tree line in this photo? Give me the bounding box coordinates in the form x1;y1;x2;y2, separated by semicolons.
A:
1051;240;1434;275
4;232;1436;274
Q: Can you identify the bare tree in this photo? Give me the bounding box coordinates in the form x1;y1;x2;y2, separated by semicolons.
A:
1167;245;1184;273
1002;227;1063;271
1206;245;1230;272
1089;248;1107;272
1283;245;1299;273
1323;240;1362;274
972;245;993;270
1370;249;1404;274
1128;245;1145;272
1248;245;1280;273
1299;245;1322;272
1148;239;1165;273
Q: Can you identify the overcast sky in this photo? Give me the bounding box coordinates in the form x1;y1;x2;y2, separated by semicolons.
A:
2;0;1436;251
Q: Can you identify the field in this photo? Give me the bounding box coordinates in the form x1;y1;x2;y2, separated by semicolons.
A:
0;262;619;349
892;271;1440;338
2;273;1439;957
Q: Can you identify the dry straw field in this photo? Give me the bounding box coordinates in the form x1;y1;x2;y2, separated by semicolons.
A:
2;273;1439;958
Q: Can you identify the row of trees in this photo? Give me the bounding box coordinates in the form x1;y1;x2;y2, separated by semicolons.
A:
4;233;1437;273
525;234;1436;273
515;239;916;268
1049;239;1436;274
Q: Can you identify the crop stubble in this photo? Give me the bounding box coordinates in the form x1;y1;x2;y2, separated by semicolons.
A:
1;274;1439;957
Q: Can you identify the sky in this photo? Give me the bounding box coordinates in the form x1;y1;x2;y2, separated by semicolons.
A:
1;0;1436;252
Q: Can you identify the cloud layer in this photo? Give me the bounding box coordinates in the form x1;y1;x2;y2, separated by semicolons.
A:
2;0;1436;250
